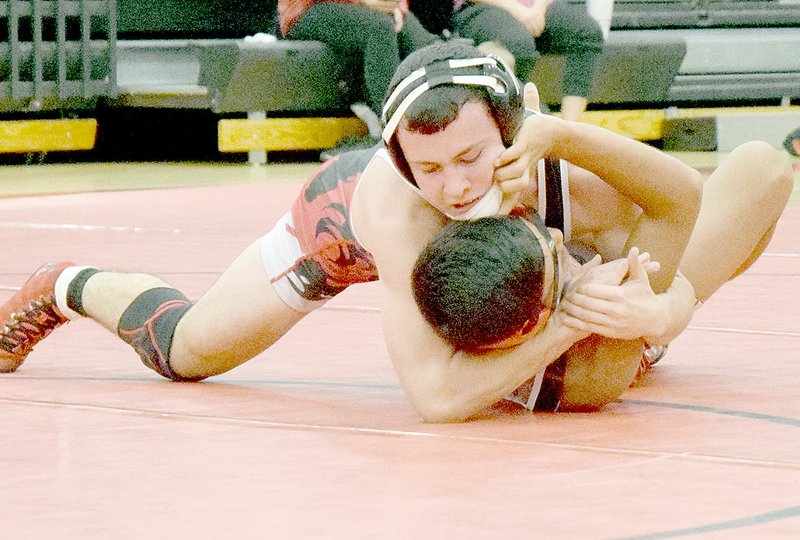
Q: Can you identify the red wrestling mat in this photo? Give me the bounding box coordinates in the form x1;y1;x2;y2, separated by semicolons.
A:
1;177;799;539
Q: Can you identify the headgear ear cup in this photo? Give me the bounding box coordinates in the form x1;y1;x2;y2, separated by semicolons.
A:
381;54;524;185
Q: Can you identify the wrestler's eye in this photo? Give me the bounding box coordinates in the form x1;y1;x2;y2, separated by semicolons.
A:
460;151;481;164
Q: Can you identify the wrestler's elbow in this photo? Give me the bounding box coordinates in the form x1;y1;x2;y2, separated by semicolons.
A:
412;391;476;424
418;405;469;424
407;377;480;423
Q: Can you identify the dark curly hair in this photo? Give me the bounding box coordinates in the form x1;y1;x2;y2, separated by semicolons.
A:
411;215;547;353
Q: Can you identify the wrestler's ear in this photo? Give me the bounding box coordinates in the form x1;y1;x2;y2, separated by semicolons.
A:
523;82;541;113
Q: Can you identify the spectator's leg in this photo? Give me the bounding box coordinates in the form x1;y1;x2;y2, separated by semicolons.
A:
536;0;604;121
287;3;400;116
452;3;540;83
397;12;440;58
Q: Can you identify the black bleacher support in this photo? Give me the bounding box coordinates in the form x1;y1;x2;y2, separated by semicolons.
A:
703;0;800;27
567;0;800;29
609;0;702;29
0;0;116;112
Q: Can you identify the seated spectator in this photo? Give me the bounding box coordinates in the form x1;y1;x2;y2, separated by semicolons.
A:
278;1;439;154
410;0;605;121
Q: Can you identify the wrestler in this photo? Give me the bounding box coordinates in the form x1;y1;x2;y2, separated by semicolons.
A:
413;130;794;412
1;41;746;423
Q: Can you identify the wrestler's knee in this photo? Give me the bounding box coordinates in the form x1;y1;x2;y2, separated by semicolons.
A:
736;141;793;202
558;336;643;411
165;317;235;381
116;287;203;382
762;144;794;201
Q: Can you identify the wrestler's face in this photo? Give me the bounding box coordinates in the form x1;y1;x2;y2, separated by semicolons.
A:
523;219;567;334
475;218;569;352
397;100;505;218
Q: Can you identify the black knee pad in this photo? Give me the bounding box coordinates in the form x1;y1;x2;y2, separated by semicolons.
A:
117;287;203;381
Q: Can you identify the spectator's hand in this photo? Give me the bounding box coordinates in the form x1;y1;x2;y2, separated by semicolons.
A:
360;0;401;16
560;248;669;340
522;81;541;113
393;6;404;31
511;2;547;37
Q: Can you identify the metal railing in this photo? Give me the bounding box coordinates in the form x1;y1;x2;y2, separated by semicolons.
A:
0;0;116;111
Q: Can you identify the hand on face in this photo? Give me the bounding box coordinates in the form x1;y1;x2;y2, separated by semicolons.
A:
494;83;558;214
558;247;669;340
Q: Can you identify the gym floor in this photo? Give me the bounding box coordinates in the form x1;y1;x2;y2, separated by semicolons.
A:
1;153;798;539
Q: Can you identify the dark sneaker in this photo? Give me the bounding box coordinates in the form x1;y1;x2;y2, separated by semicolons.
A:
632;343;668;383
783;126;800;156
643;343;668;367
0;262;73;372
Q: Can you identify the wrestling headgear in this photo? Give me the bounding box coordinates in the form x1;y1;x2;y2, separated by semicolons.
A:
381;51;524;187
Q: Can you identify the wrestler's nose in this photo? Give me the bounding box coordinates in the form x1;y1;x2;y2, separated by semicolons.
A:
442;170;470;199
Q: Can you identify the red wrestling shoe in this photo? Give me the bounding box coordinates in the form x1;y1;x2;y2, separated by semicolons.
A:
0;262;73;372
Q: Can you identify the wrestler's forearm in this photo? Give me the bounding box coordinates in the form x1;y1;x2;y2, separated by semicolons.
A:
438;323;583;421
386;294;583;423
552;121;702;223
553;120;702;292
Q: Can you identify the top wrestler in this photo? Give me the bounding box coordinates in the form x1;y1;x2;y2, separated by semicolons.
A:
1;41;791;422
412;135;791;411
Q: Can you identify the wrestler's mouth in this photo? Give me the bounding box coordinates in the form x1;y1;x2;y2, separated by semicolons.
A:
450;195;481;213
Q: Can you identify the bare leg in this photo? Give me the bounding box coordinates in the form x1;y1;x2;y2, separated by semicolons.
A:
680;141;793;302
81;240;306;379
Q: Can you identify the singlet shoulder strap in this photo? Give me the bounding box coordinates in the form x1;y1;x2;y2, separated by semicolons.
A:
536;157;571;242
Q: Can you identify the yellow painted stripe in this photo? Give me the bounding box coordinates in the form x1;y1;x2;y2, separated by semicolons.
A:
219;117;368;152
580;106;800;141
0;119;97;153
672;105;800;118
580;109;666;140
219;106;800;151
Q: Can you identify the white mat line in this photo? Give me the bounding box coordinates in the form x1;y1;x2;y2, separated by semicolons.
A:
0;221;260;235
686;325;800;338
762;252;800;258
0;293;794;339
2;221;799;256
2;396;799;471
0;221;184;233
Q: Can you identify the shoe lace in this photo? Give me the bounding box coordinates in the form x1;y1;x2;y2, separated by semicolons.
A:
0;296;65;356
